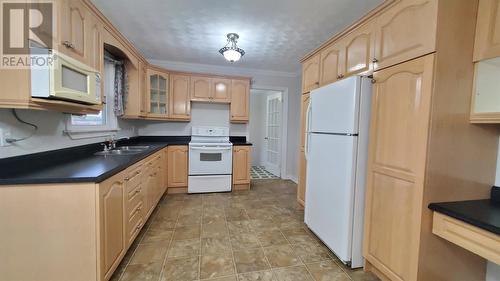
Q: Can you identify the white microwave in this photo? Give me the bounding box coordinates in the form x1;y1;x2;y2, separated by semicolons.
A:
31;48;101;105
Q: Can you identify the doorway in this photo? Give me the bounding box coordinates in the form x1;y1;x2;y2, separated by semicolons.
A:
249;89;284;179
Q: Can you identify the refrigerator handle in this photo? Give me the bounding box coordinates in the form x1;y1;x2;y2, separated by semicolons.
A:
304;102;312;161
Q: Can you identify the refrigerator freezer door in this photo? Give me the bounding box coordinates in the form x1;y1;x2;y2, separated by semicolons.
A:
310;76;360;134
305;133;357;263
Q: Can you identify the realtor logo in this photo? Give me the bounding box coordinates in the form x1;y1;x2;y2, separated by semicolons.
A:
1;0;55;68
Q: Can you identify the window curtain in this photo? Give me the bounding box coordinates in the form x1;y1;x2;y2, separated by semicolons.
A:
113;63;128;117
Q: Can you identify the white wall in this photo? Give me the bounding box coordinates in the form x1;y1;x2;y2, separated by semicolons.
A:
249;91;266;166
0;109;137;158
486;138;500;281
147;59;302;182
137;102;246;136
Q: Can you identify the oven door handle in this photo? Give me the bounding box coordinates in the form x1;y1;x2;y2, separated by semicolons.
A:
190;146;232;151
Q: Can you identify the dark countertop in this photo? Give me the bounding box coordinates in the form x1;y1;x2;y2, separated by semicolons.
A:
230;136;252;146
0;136;190;185
429;192;500;235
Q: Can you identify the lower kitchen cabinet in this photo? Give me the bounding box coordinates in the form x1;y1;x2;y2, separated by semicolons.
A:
98;173;126;281
0;148;168;281
232;145;252;190
167;145;189;192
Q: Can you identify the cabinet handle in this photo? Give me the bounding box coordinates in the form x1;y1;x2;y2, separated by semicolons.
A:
314;82;319;85
372;58;378;63
124;177;130;181
136;224;142;230
371;79;377;84
62;41;74;49
337;74;344;79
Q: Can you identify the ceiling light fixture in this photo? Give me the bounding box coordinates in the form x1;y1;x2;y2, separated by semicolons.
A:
219;33;245;62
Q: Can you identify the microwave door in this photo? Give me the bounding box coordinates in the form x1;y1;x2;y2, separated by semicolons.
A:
50;51;101;105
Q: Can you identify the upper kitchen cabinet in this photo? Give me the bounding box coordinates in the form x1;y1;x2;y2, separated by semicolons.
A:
169;74;191;120
230;79;250;123
339;21;375;78
302;54;320;93
191;76;212;101
372;0;437;70
146;68;169;118
190;76;231;103
474;0;500;61
86;14;104;73
123;60;147;118
59;0;88;64
212;78;232;103
319;42;342;86
470;57;500;123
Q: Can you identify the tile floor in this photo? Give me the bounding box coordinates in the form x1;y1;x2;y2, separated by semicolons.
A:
250;166;279;179
111;179;380;281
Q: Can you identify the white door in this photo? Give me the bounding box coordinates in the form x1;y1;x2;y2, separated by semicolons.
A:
264;93;281;176
305;133;357;264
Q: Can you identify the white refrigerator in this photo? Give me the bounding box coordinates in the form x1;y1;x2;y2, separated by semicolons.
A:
304;76;372;268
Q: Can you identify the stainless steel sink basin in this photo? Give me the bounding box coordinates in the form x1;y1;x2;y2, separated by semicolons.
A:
117;146;150;151
94;145;150;156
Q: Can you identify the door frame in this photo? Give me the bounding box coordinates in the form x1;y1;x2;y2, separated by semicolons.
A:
250;85;289;180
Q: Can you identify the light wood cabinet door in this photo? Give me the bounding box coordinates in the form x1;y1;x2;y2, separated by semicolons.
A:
233;146;251;185
319;43;342;86
167;146;188;188
297;93;310;205
373;0;437;70
60;0;88;63
474;0;500;61
191;76;212;101
212;78;232;103
99;174;126;281
86;15;103;73
169;74;191;120
139;64;148;116
230;79;250;123
297;148;307;206
147;69;169;117
340;22;375;78
302;54;320;93
299;94;310;150
364;55;434;281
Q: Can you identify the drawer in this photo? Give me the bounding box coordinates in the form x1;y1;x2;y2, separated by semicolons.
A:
127;193;144;219
127;201;144;242
125;165;142;193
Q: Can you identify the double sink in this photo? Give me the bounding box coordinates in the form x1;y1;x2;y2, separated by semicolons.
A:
94;146;151;156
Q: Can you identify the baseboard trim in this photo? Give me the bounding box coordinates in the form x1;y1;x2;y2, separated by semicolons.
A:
167;187;188;194
286;174;298;184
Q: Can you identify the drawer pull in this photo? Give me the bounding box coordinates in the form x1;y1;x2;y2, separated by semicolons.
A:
136;224;142;230
62;40;74;49
372;58;378;63
124;177;129;181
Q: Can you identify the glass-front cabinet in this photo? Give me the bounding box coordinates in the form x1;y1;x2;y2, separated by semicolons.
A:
147;68;169;117
471;57;500;123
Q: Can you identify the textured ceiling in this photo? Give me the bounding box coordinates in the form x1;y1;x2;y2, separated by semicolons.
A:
91;0;382;73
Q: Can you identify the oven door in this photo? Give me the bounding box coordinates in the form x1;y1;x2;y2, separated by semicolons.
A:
189;145;233;175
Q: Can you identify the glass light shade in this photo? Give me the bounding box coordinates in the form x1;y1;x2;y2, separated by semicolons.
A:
222;49;242;62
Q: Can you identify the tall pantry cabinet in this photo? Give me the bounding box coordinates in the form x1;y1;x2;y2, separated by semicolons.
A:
299;0;499;281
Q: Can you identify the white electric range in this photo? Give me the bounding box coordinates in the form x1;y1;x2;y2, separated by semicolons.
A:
188;126;233;193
